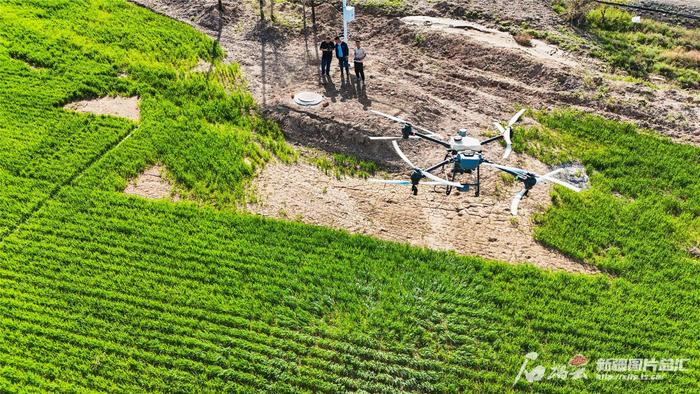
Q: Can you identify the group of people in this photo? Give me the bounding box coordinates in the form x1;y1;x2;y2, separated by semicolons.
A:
320;36;366;83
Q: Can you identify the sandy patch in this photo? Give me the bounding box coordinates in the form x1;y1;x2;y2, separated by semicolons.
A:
248;159;600;275
64;96;140;121
124;164;179;201
192;59;213;72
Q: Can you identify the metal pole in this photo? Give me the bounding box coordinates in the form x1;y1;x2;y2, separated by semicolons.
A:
342;0;348;42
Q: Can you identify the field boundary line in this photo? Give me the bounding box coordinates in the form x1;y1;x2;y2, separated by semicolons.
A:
0;124;140;246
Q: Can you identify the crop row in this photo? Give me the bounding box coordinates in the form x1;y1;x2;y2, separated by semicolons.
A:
0;41;137;186
0;172;52;238
0;273;479;393
1;0;699;392
1;186;697;391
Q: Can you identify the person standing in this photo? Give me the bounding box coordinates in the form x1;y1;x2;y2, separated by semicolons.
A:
319;36;334;76
353;40;366;83
334;36;349;78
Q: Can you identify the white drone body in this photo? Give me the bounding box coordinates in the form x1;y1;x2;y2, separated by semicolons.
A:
449;129;482;152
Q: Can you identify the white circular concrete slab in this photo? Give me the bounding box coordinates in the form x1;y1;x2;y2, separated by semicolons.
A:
294;91;323;106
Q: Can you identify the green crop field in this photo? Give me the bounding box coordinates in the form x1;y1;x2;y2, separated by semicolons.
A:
552;2;700;88
0;0;698;393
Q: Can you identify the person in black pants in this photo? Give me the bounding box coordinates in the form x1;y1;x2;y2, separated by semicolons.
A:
353;40;366;83
319;36;333;76
334;36;349;78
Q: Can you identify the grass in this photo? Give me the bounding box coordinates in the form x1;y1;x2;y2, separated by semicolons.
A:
1;1;700;393
543;2;699;88
308;151;378;179
414;32;426;45
583;5;700;88
0;0;293;210
513;108;699;278
357;0;405;14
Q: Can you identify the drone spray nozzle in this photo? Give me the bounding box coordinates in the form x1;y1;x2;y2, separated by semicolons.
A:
523;175;537;190
410;169;422;185
401;123;413;139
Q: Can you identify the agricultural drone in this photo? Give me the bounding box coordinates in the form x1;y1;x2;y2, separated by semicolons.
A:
368;109;581;215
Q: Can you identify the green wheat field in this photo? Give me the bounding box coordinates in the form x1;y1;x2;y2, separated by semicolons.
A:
0;0;698;392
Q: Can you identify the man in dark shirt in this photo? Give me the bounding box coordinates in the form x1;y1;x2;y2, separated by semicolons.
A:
334;36;350;78
319;36;333;76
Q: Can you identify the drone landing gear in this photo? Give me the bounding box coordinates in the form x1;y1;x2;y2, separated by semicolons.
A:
445;166;480;196
475;166;481;197
410;169;421;195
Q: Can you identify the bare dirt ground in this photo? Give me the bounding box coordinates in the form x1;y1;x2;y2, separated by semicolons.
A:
128;0;698;273
64;96;140;121
124;164;179;200
402;16;581;68
250;156;600;274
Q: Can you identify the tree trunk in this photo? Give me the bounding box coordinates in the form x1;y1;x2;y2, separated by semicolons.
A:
302;1;307;33
311;1;316;33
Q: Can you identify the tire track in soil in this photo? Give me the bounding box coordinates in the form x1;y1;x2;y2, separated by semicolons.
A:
0;123;139;246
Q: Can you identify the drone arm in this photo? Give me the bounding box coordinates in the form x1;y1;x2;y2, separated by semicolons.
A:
423;158;454;173
413;132;452;149
482;161;526;178
480;134;504;145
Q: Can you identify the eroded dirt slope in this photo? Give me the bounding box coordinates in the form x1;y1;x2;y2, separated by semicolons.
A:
131;0;699;146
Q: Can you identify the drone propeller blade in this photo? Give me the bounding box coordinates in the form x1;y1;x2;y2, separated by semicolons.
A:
491;122;512;159
499;123;513;160
391;141;463;188
540;168;564;178
421;170;463;188
369;179;412;185
371;110;443;139
369;179;443;186
493;122;507;135
391;140;417;169
507;109;526;128
412;125;442;139
369;136;400;140
368;135;421;141
510;188;528;215
537;169;582;192
483;162;529;178
503;139;512;160
370;109;409;124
